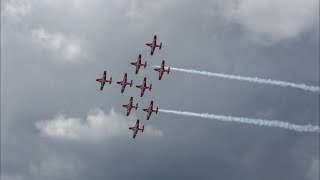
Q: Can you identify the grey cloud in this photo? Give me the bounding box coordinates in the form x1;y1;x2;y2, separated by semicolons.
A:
211;0;319;44
1;0;319;180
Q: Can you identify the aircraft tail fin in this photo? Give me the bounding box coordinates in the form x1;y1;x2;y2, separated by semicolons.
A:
109;77;112;84
149;84;152;91
130;80;133;87
136;103;138;110
159;42;162;50
168;67;170;74
144;61;147;68
142;126;144;132
156;107;158;114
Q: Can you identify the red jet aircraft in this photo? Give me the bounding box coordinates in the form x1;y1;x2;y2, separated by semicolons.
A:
96;71;112;91
136;77;152;97
154;60;170;80
116;73;133;93
143;101;158;120
122;97;138;116
129;119;144;138
146;35;162;56
131;54;147;74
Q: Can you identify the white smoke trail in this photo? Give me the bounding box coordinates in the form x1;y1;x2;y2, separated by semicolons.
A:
154;66;319;93
159;109;320;133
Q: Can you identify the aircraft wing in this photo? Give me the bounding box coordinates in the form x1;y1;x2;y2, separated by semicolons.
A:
150;47;155;56
132;130;137;138
147;111;151;120
143;77;147;86
103;71;106;79
140;89;145;97
153;35;157;44
100;82;105;91
126;108;130;116
124;73;127;82
159;71;164;80
121;84;125;93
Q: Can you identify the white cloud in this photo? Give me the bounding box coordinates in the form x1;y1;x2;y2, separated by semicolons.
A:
31;27;88;63
2;0;31;17
36;108;163;141
2;0;107;18
214;0;319;44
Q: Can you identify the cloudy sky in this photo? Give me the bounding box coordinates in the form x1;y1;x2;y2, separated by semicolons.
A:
1;0;319;179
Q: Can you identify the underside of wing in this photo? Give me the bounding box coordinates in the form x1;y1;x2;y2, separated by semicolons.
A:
100;82;105;90
103;71;106;79
159;72;164;80
133;131;137;138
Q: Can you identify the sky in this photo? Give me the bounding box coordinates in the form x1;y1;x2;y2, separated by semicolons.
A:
1;0;319;180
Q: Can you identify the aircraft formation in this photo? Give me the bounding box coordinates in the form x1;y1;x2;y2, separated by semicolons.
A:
96;35;170;138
